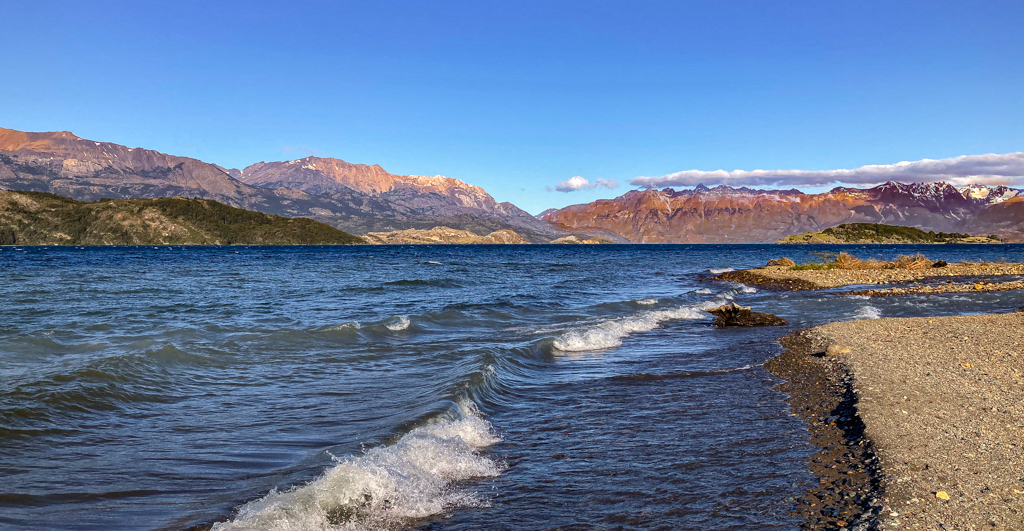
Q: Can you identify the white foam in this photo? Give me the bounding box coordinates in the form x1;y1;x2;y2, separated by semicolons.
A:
736;285;757;294
853;305;882;320
212;402;501;531
324;321;361;331
636;298;657;306
693;288;713;295
552;302;716;352
709;267;735;274
385;315;411;331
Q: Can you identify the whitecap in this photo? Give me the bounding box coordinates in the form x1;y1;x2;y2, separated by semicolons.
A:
212;402;501;531
552;302;716;352
636;298;657;306
693;288;713;295
708;267;735;274
853;305;882;320
385;315;411;331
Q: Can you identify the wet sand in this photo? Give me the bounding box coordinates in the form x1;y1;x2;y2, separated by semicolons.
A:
719;262;1024;291
770;313;1024;530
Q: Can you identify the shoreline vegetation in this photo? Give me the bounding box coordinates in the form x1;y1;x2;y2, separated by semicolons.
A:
778;223;1002;244
768;314;1024;530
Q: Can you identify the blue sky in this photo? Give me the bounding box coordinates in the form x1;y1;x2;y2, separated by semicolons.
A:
2;1;1022;213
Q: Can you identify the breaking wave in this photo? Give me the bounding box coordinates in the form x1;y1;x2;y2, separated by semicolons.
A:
212;402;501;531
551;302;716;352
853;305;882;320
708;267;734;274
636;298;657;306
385;316;411;331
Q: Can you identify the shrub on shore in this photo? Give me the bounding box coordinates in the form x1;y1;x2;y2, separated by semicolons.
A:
791;252;934;271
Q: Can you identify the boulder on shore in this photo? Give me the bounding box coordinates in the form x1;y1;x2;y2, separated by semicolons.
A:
707;303;787;327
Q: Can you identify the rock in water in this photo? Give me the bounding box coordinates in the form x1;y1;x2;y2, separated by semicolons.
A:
766;257;796;267
706;303;787;327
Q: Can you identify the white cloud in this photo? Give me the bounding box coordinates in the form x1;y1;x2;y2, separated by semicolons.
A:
551;176;620;192
630;152;1024;189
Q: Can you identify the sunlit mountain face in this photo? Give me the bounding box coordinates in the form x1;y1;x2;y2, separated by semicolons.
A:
0;127;602;242
542;181;1024;243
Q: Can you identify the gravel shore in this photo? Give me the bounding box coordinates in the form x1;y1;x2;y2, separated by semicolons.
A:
848;279;1024;297
772;313;1024;530
718;262;1024;290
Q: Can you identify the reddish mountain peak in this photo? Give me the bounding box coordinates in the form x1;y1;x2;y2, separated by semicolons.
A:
0;127;85;152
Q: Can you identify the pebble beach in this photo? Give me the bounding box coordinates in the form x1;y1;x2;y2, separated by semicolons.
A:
719;262;1024;291
772;313;1024;530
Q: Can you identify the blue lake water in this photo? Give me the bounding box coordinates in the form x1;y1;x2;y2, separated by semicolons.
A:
2;244;1023;530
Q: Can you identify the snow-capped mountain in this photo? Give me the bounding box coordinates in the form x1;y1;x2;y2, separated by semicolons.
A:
543;180;1024;242
957;184;1021;204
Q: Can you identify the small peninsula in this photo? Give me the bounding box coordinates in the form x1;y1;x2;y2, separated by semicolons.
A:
0;190;364;245
778;223;1001;244
716;253;1024;291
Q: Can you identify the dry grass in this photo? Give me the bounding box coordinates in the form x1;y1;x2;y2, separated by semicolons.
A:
792;252;934;271
888;253;934;270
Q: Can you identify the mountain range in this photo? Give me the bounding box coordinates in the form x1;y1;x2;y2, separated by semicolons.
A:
0;127;620;243
541;182;1024;243
2;126;1021;243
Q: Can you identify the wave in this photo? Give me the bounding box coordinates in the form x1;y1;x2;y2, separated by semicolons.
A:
381;278;458;289
708;267;735;274
551;302;716;352
636;298;657;306
384;315;410;331
612;364;757;381
853;305;882;320
322;322;361;332
212;402;501;531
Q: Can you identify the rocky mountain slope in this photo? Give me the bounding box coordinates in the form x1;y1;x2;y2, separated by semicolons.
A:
0;190;363;245
0;127;585;242
362;226;528;244
542;183;1024;243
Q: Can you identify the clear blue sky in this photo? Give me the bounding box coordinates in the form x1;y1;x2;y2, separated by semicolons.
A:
3;1;1022;213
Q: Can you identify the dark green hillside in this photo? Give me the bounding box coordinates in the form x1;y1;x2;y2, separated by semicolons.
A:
0;191;364;245
778;223;999;244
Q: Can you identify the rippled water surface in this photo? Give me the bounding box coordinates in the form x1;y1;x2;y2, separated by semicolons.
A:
2;244;1023;530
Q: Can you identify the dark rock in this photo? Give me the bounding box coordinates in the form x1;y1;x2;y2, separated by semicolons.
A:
706;302;787;327
932;260;948;268
767;257;796;267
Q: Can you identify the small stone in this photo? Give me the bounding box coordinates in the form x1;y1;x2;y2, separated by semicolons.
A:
826;344;852;356
936;490;950;500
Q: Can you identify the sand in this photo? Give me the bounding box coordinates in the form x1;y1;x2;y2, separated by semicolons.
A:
770;313;1024;530
718;262;1024;291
